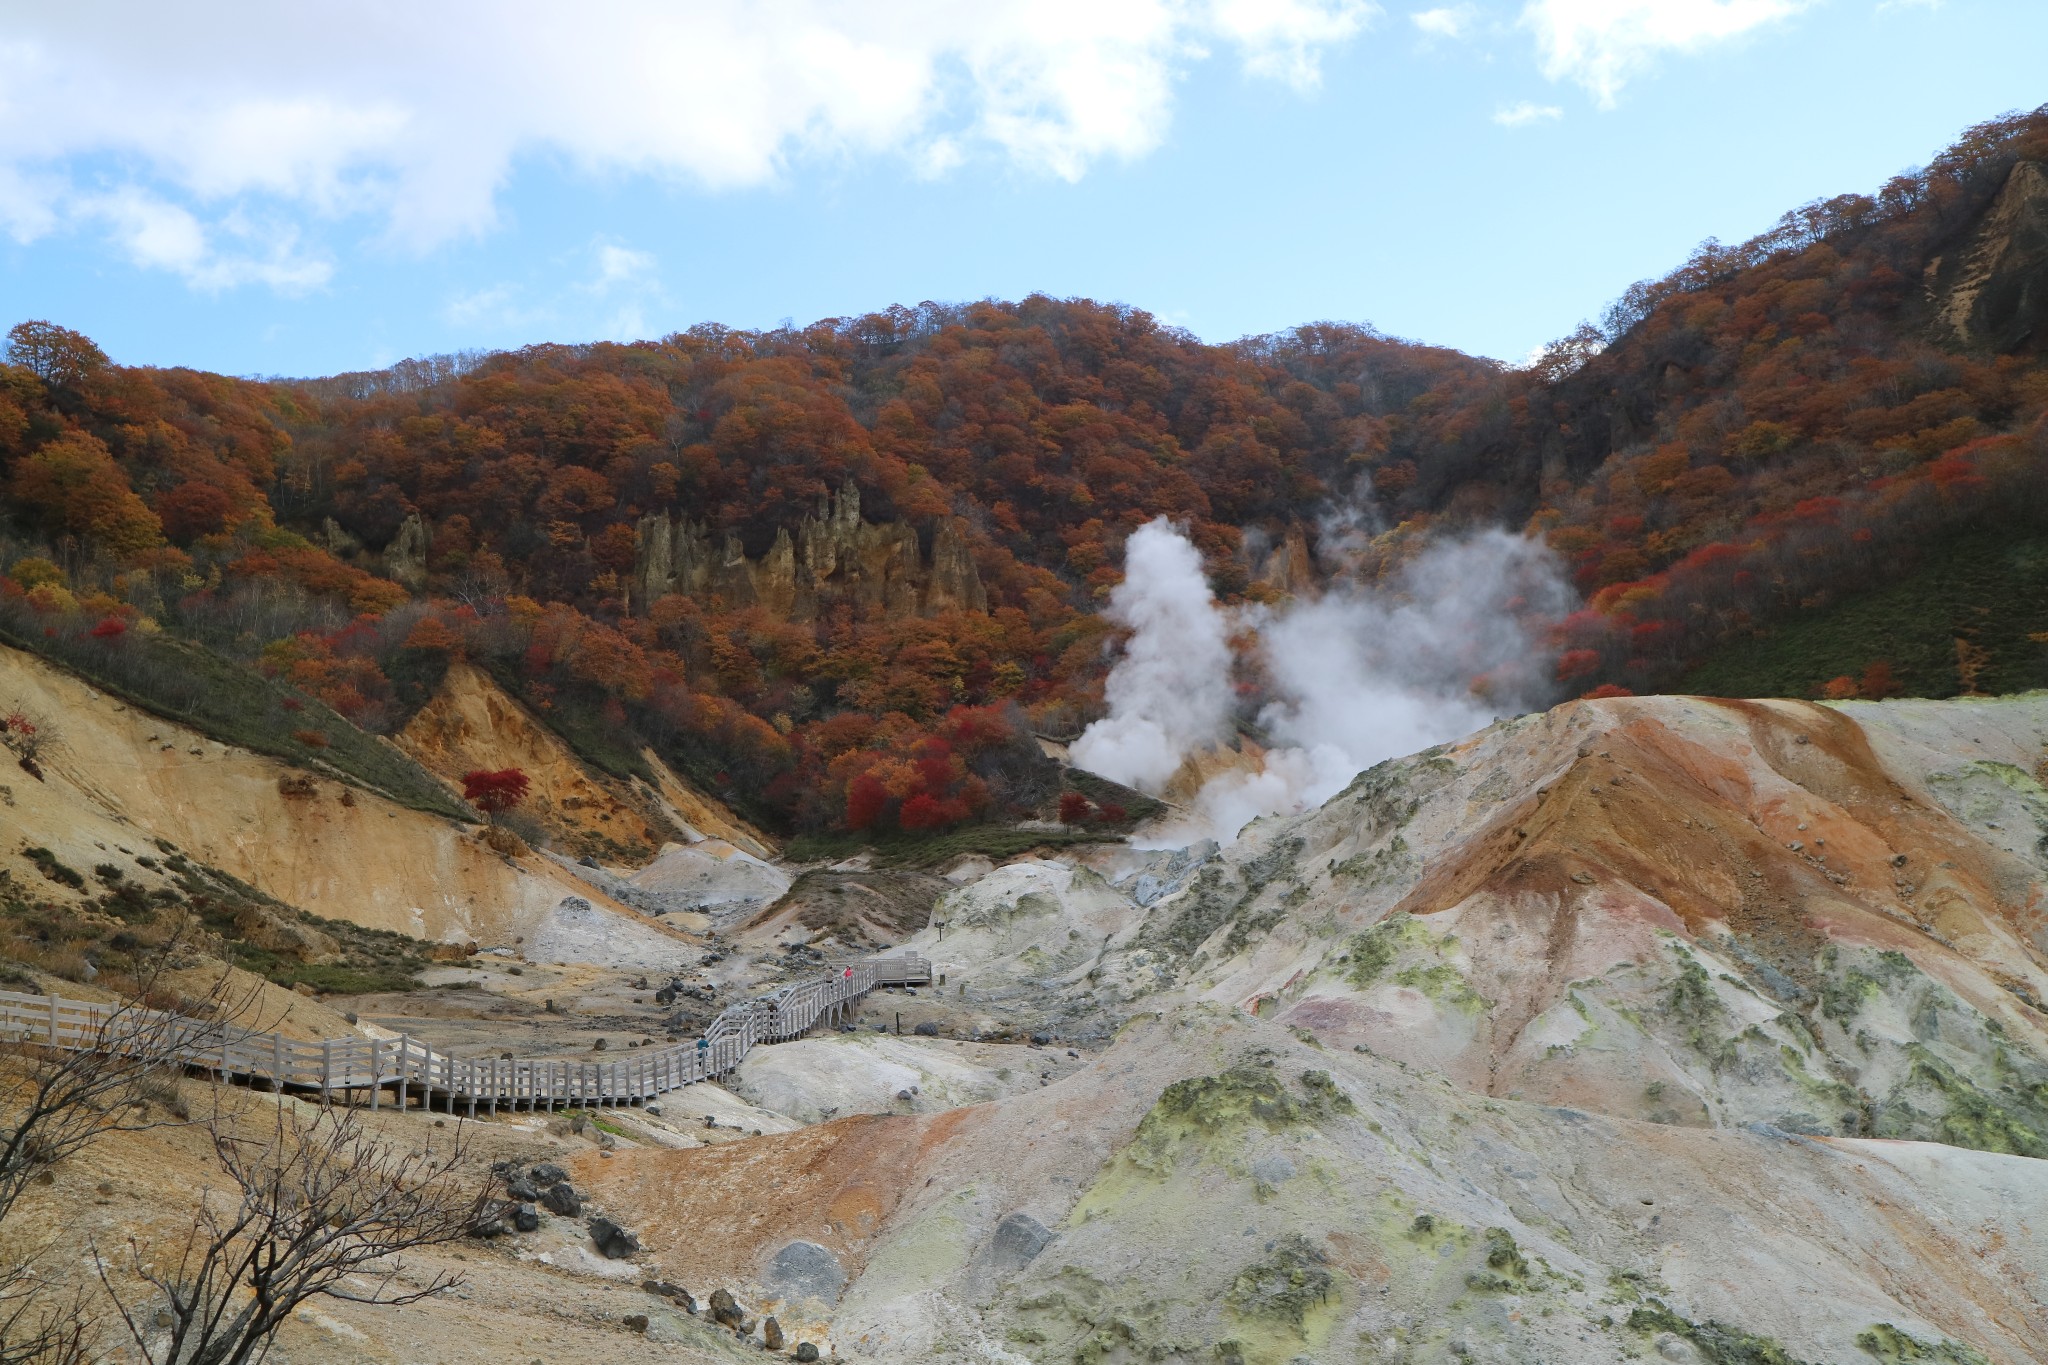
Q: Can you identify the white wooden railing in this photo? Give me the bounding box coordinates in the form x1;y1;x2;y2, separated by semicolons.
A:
0;953;930;1118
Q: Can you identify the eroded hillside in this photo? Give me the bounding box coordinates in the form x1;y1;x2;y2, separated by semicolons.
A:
375;692;2048;1363
4;682;2045;1365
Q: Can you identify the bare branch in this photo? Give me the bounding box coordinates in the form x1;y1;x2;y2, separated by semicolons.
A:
105;1101;487;1365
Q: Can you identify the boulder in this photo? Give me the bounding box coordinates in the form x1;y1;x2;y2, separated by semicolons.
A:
642;1279;697;1314
530;1162;568;1186
511;1202;540;1233
762;1240;846;1305
540;1182;582;1216
622;1313;648;1333
793;1345;819;1363
707;1287;744;1328
505;1176;538;1201
763;1316;785;1351
587;1216;640;1260
985;1212;1053;1275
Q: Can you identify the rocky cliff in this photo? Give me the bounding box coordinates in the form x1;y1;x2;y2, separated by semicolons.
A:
632;482;988;621
1929;158;2048;353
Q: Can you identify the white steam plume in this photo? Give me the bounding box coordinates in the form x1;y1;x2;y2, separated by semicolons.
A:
1074;520;1572;845
1069;518;1235;792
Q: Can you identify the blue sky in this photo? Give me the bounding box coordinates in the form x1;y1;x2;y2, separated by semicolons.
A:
3;1;2044;378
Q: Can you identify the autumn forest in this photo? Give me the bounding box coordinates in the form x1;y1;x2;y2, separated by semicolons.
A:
4;107;2047;840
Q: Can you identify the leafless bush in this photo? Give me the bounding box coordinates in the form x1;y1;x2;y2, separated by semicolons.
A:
0;944;240;1363
0;953;234;1225
101;1103;488;1365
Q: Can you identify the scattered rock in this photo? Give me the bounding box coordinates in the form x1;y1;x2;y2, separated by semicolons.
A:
794;1344;820;1362
708;1288;744;1328
622;1313;648;1333
912;1020;939;1036
511;1202;540;1233
763;1316;785;1351
642;1279;697;1313
985;1212;1053;1275
540;1182;582;1216
505;1176;538;1201
587;1215;640;1259
530;1162;568;1185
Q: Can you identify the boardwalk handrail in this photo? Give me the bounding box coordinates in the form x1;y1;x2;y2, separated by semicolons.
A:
0;952;930;1119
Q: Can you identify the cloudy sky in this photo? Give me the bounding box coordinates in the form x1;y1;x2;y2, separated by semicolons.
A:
2;0;2042;376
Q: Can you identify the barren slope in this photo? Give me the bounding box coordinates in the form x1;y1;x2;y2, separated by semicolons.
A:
0;642;687;962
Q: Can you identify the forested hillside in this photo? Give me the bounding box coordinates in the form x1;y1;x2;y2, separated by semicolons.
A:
4;107;2046;836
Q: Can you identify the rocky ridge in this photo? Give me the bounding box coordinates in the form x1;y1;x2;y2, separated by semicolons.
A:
632;481;988;621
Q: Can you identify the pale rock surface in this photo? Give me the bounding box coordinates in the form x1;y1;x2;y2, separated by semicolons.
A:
629;839;792;915
526;895;701;973
732;1033;1054;1124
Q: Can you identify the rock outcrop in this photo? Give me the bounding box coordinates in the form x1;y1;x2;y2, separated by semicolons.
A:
1928;158;2048;353
633;481;987;621
382;511;429;589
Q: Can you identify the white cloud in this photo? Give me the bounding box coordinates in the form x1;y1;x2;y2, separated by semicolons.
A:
0;1;1372;289
71;186;331;291
1520;0;1809;107
444;238;664;341
1493;99;1563;125
1411;5;1480;40
591;244;657;291
443;284;527;330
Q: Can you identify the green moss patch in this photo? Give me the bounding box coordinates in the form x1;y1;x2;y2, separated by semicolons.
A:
1626;1300;1812;1365
1128;1060;1354;1173
1856;1322;1992;1364
1225;1233;1335;1332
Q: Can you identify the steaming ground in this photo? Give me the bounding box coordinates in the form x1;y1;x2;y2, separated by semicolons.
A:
8;642;2045;1364
1073;517;1572;844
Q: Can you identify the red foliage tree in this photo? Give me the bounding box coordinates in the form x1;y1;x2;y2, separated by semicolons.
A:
461;768;532;823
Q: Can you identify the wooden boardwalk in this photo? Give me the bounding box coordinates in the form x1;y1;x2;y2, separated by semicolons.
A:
0;953;930;1118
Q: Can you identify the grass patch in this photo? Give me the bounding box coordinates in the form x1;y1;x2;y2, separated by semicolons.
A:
3;843;433;996
1681;531;2048;700
1063;767;1167;824
23;846;84;890
1466;1227;1533;1292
